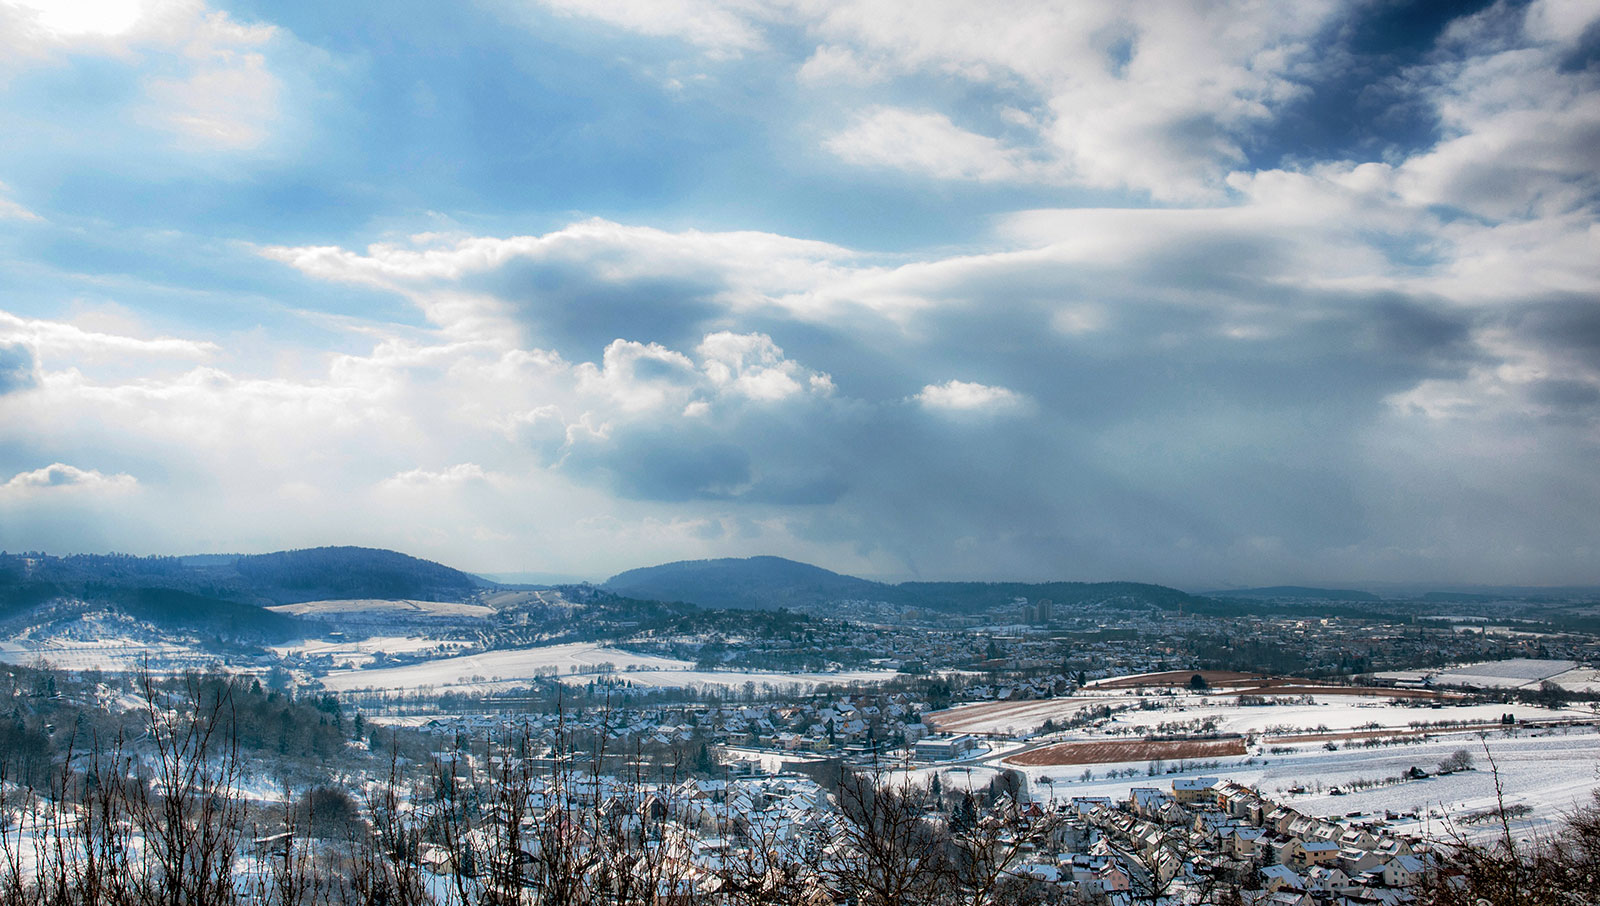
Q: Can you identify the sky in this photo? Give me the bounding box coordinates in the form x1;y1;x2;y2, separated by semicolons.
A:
1;0;1598;588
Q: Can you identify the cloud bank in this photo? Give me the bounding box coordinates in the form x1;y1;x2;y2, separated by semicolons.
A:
0;0;1596;586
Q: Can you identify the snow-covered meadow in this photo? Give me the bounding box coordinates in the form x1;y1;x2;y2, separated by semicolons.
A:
928;688;1596;739
0;635;218;673
318;641;897;693
268;635;474;670
915;725;1600;845
1374;657;1600;692
266;599;493;619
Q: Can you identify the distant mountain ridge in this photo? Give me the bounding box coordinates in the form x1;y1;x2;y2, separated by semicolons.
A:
1201;585;1382;602
1;546;483;610
605;556;884;611
604;555;1210;614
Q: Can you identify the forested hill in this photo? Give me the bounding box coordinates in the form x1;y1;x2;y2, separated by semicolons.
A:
1203;585;1382;602
605;556;884;611
0;546;483;610
604;556;1211;615
228;547;484;603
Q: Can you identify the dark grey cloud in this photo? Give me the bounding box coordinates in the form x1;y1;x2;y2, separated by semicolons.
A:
458;228;1523;583
559;394;863;505
471;260;727;358
1516;295;1600;362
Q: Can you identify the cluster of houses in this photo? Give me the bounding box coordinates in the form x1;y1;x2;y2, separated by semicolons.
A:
412;692;938;755
1015;776;1435;904
399;751;1445;905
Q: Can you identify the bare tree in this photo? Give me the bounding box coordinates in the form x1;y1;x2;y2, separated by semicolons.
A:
828;766;951;906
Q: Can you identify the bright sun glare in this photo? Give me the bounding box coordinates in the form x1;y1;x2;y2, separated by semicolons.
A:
10;0;145;37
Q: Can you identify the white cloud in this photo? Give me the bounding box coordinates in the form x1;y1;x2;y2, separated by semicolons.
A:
6;0;145;38
0;310;219;362
697;331;830;401
1523;0;1600;45
534;0;769;56
2;0;285;151
576;339;701;412
914;379;1024;413
498;1;1343;199
809;0;1341;198
262;218;884;337
142;16;279;149
797;43;885;84
0;182;41;221
0;462;137;495
382;463;492;489
823;107;1050;183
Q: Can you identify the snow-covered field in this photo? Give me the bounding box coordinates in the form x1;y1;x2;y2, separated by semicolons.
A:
554;667;899;692
1103;697;1587;737
1552;667;1600;693
267;599;493;619
929;689;1593;738
0;636;218;672
319;643;693;692
268;635;474;669
917;726;1600;845
318;642;902;693
1373;657;1591;690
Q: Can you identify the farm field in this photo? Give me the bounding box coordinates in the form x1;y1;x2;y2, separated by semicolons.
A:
318;642;898;693
1104;698;1584;737
319;643;694;692
0;635;216;672
269;635;474;669
1005;737;1248;766
267;599;493;619
1373;656;1595;690
927;689;1587;738
922;726;1600;846
925;696;1110;735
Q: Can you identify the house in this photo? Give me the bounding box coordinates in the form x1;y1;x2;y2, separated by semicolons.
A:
1272;838;1304;867
1382;853;1426;888
1171;776;1220;804
1304;865;1359;896
1260;864;1304;893
1300;839;1342;868
1231;826;1267;858
1340;846;1386;876
1129;787;1174;819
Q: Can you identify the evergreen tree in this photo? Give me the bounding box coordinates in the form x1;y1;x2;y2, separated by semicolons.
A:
952;791;977;832
693;742;715;775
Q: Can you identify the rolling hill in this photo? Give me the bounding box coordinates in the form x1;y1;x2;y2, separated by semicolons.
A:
604;556;883;611
604;556;1211;615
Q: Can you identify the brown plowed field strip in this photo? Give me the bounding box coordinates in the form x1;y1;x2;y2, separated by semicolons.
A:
1091;670;1265;688
924;697;1100;734
1231;684;1445;699
1004;737;1247;767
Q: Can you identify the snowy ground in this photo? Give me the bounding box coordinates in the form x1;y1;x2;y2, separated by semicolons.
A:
1373;657;1594;690
929;689;1595;738
554;667;900;692
266;599;493;619
911;725;1600;846
319;642;900;693
319;643;694;692
0;636;218;672
1102;697;1589;737
269;636;473;669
